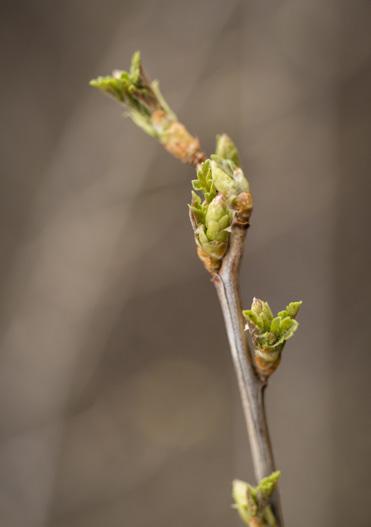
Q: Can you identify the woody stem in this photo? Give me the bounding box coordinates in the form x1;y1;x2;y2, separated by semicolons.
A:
213;223;284;527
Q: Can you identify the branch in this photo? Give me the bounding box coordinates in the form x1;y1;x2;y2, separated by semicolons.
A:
90;51;205;166
90;51;303;527
213;224;283;526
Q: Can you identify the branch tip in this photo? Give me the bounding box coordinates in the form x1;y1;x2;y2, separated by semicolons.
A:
90;51;205;165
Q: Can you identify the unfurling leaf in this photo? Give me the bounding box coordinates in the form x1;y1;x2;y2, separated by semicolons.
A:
189;135;251;273
256;471;281;505
232;472;281;526
91;51;204;165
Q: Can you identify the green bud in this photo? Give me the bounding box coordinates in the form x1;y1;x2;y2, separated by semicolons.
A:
232;167;250;194
251;298;264;315
195;195;232;265
210;146;252;225
232;472;281;526
189;138;251;271
232;480;257;525
129;50;141;83
91;52;205;165
205;195;232;242
242;309;261;330
210;160;235;195
206;154;252;223
270;316;281;336
210;159;249;198
190;158;235;273
190;193;232;273
248;298;273;330
192;160;217;204
90;51;175;139
243;299;302;379
89;73;127;102
90;52;156;108
256;471;281;505
195;226;227;265
272;320;299;349
277;301;302;319
215;134;240;166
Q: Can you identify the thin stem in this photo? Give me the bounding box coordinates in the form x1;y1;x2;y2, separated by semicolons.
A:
213;224;284;527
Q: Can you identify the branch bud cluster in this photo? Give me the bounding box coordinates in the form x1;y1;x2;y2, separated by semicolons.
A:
243;299;302;379
189;135;252;273
232;471;281;527
90;52;204;165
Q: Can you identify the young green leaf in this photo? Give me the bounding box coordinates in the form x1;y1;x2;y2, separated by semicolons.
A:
232;472;281;526
243;299;302;379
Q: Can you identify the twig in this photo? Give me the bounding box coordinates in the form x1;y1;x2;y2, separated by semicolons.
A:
213;223;283;526
90;52;305;527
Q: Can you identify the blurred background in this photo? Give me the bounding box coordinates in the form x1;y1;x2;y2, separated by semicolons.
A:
0;1;370;526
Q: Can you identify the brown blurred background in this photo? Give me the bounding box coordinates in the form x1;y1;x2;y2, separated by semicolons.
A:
0;1;370;526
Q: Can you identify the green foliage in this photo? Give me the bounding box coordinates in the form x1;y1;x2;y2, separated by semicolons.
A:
190;146;248;208
256;472;281;505
129;49;141;83
191;135;247;204
191;160;217;205
90;51;175;138
190;144;249;220
232;472;281;526
90;51;147;106
209;156;249;199
189;136;251;271
277;301;302;319
243;299;302;353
